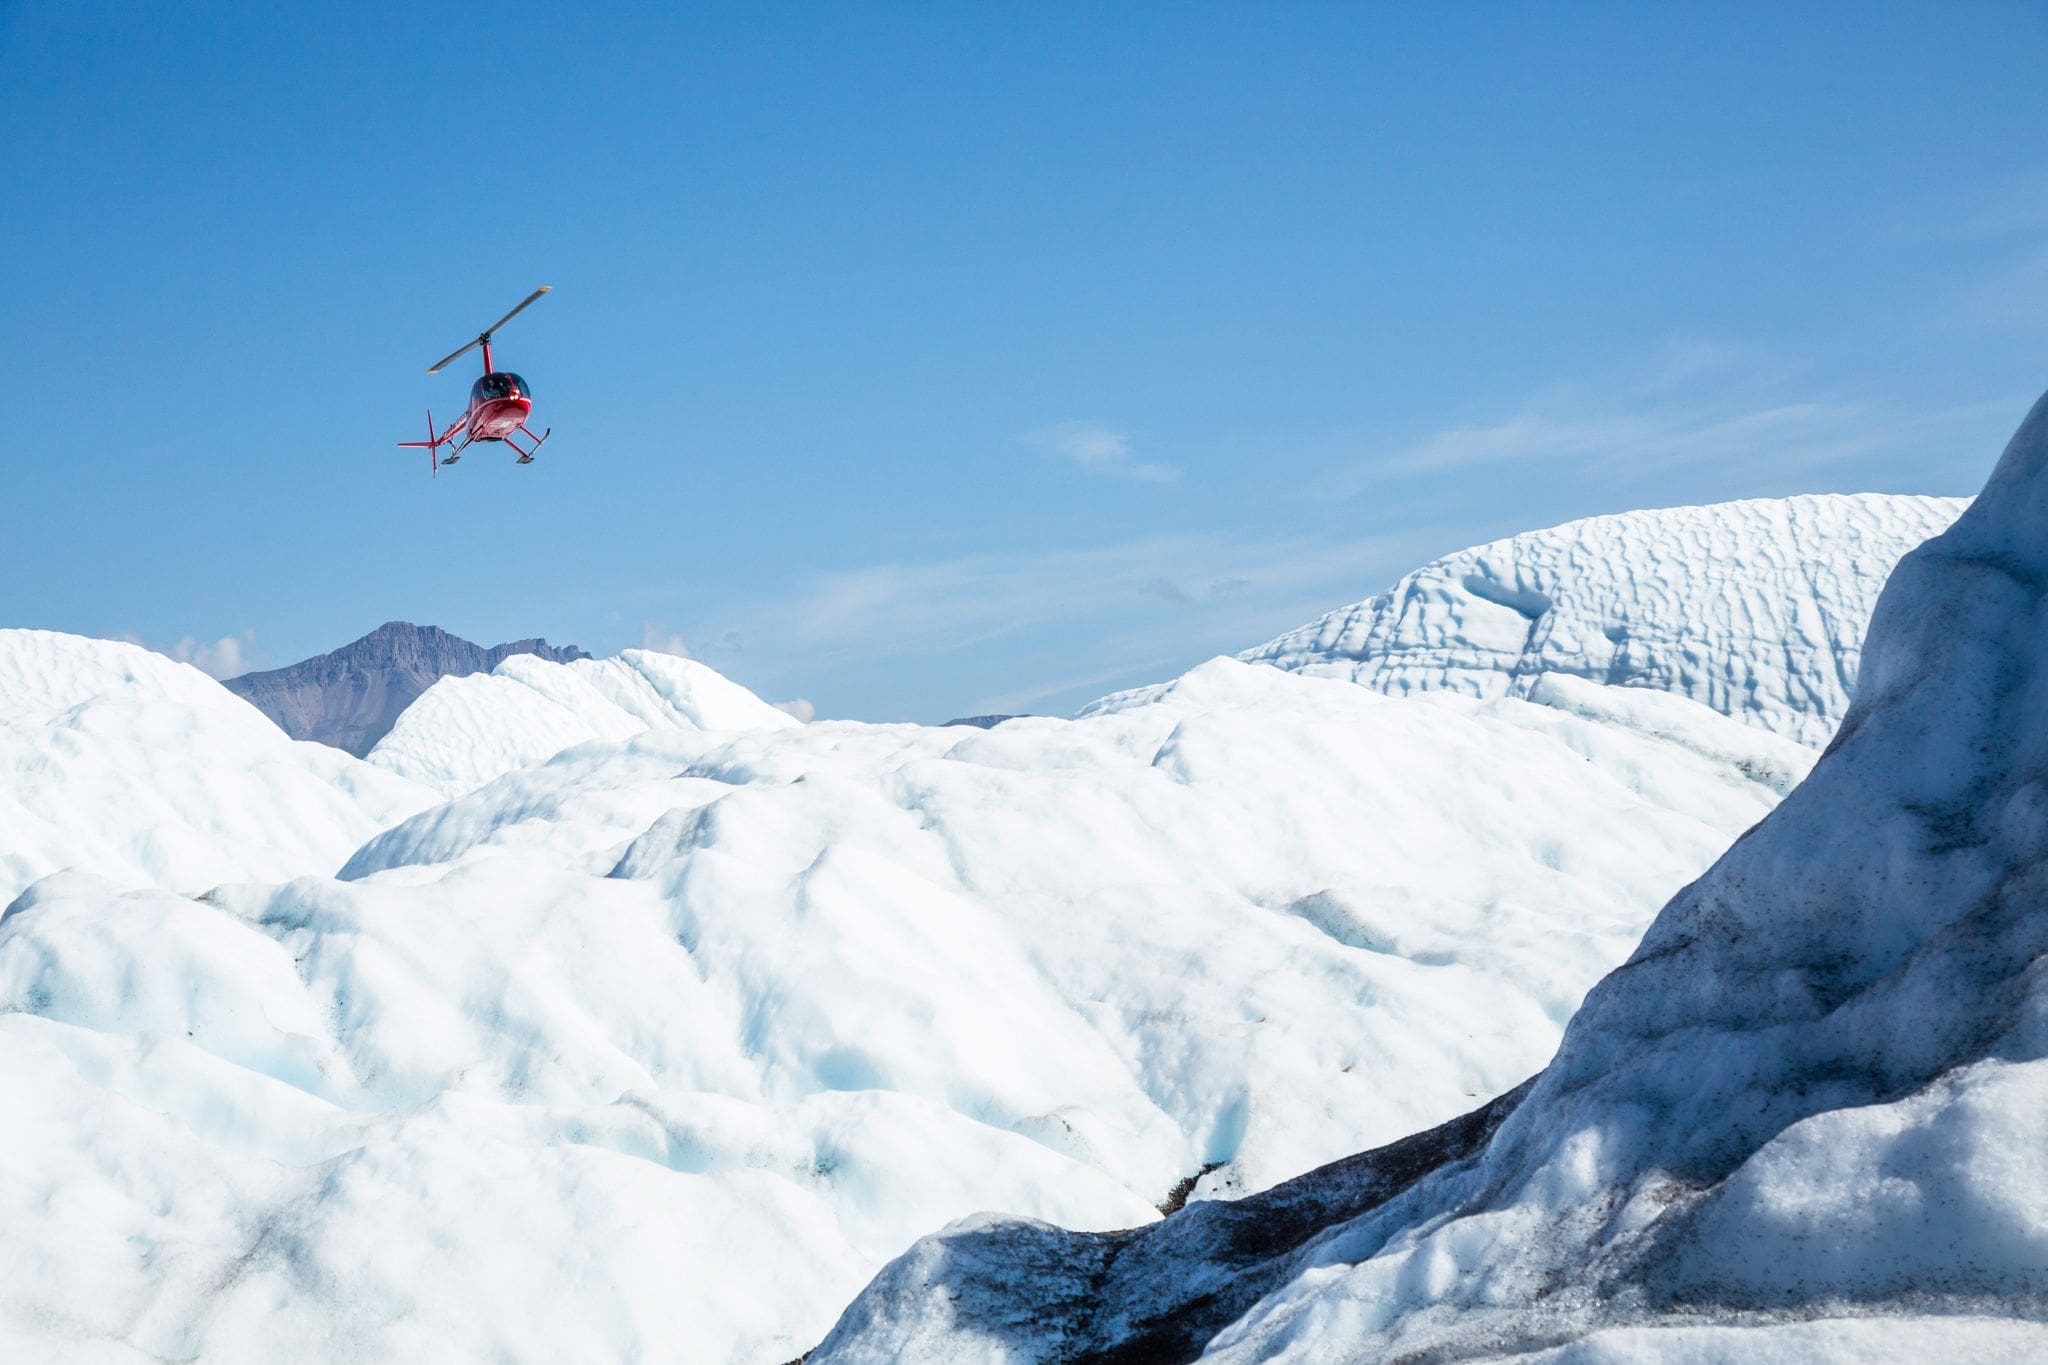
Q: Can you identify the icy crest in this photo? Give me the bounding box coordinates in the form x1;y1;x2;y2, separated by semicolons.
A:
810;412;2048;1359
365;646;801;795
1222;492;1967;747
0;630;433;904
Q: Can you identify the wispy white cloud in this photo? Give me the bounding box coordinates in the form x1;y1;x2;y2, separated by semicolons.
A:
715;529;1439;713
1137;576;1193;604
638;622;692;657
1024;421;1181;482
771;698;816;723
1364;402;1875;480
119;629;261;679
969;659;1184;717
1338;348;2014;498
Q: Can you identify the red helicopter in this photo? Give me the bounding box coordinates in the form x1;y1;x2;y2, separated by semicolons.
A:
398;286;553;474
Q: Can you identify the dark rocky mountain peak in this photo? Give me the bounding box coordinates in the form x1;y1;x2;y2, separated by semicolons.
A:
222;621;589;756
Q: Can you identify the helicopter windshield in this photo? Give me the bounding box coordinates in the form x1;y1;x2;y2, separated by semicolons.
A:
471;372;529;402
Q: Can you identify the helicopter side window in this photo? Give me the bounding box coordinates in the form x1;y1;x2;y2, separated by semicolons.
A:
503;373;529;398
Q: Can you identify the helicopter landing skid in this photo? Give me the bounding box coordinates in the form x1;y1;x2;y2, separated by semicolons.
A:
508;423;551;465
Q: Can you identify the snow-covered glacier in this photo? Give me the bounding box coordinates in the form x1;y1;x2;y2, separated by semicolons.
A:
808;423;2048;1358
0;473;1993;1362
0;630;434;904
1219;493;1967;748
0;646;1808;1361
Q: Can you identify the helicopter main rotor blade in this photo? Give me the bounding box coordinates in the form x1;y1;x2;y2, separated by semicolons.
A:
483;285;551;339
425;337;481;375
424;286;552;373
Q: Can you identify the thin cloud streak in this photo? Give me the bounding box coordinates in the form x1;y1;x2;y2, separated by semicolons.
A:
1025;421;1182;483
118;629;262;680
971;658;1185;716
706;527;1450;719
743;533;1413;661
1339;386;2015;499
638;622;692;658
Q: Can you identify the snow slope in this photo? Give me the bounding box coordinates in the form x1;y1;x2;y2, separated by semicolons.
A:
1208;493;1966;748
365;647;801;795
0;652;1807;1362
0;630;434;904
809;412;2048;1359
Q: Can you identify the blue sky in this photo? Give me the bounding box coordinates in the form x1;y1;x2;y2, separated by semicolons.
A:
4;3;2046;720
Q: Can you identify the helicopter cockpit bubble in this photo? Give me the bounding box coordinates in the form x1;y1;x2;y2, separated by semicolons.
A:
472;373;529;402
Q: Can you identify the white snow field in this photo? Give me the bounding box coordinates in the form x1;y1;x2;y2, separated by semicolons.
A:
0;637;1815;1361
1196;492;1965;749
808;411;2048;1359
366;646;801;795
0;629;435;905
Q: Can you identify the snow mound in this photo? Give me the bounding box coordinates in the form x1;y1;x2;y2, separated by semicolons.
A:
365;647;801;795
0;630;433;904
0;654;1803;1362
809;409;2048;1359
1193;493;1965;748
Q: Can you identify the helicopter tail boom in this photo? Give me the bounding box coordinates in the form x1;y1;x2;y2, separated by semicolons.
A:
397;408;473;476
395;409;440;475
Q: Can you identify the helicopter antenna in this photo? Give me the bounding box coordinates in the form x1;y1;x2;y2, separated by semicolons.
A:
426;286;551;374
